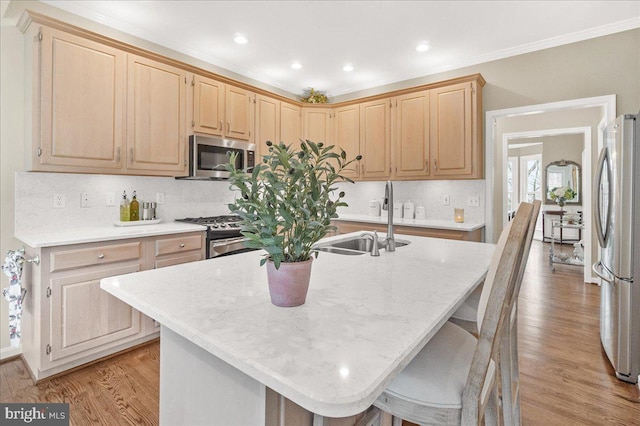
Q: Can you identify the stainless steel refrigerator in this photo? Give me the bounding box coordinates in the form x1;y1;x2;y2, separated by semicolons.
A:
593;112;640;384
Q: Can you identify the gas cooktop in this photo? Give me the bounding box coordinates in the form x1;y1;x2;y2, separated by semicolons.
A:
175;215;243;232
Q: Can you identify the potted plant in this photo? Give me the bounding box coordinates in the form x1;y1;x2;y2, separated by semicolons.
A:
226;140;361;307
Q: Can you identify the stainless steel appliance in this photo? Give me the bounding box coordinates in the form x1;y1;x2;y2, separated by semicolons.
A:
175;215;255;258
593;112;640;383
180;135;256;180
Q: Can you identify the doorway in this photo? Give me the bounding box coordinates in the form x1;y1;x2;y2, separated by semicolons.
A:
484;95;616;284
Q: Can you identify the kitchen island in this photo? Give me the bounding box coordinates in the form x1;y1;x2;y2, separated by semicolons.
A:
100;232;494;424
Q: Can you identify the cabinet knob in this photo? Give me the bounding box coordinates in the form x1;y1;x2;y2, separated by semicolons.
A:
179;243;185;248
98;254;105;259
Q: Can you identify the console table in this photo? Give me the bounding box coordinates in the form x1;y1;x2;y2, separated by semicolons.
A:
549;219;585;271
542;210;582;243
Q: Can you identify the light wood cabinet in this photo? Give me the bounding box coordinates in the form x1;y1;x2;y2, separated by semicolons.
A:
193;74;225;136
21;231;205;381
225;85;254;142
303;108;332;145
255;94;281;157
280;102;302;147
393;91;430;179
36;26;126;172
334;220;482;242
360;99;392;180
333;104;361;179
430;81;482;179
126;54;187;174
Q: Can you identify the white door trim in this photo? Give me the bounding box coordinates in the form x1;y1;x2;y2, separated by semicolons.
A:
485;94;615;283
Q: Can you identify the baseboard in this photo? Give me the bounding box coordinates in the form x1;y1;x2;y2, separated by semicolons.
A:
0;344;22;361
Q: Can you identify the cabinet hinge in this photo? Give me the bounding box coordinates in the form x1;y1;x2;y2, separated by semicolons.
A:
46;287;51;297
184;76;187;84
45;344;51;355
191;120;195;128
38;32;43;42
191;76;195;87
36;147;42;157
184;159;187;167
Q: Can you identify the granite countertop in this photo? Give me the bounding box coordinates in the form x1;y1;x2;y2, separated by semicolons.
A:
100;232;494;417
337;213;485;232
16;222;207;248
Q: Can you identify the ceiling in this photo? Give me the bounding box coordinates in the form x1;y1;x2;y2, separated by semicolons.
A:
35;1;640;99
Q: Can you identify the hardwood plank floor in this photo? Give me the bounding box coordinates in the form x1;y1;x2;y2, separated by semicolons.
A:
1;240;638;425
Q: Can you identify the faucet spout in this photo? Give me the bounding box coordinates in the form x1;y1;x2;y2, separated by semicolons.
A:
383;180;396;252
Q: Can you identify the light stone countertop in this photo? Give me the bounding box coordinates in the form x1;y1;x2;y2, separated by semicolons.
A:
337;213;485;232
15;222;207;248
100;232;495;417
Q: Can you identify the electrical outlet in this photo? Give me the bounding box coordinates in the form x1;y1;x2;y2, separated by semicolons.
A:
106;192;116;207
53;194;65;209
156;192;165;204
81;192;90;208
467;196;480;207
442;194;450;206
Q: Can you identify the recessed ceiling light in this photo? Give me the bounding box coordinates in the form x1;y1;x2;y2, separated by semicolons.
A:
234;33;248;44
343;64;354;72
291;62;302;70
416;42;430;52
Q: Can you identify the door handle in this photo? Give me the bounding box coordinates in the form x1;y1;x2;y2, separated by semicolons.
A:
592;261;615;283
593;148;611;248
129;148;134;164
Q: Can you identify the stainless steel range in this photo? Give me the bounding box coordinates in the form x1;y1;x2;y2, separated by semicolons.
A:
175;215;255;258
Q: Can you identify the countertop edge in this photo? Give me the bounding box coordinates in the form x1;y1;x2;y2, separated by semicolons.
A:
336;214;485;232
16;223;207;248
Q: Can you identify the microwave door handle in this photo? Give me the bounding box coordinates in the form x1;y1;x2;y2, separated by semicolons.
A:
593;148;610;248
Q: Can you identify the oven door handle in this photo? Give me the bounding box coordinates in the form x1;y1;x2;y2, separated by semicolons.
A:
211;236;248;246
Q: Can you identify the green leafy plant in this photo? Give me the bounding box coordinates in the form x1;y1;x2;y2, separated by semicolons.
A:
299;88;328;104
226;140;361;269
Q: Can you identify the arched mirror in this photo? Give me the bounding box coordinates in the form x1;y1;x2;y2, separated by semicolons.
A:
545;159;580;205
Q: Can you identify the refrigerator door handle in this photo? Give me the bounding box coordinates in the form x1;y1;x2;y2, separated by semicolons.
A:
593;260;616;283
593;147;612;248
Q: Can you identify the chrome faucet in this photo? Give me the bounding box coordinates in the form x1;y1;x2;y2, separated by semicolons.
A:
381;180;396;251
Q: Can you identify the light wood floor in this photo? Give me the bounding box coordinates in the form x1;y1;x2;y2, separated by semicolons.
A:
1;241;639;425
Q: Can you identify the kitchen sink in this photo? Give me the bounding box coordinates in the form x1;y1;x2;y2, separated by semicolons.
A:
313;235;410;255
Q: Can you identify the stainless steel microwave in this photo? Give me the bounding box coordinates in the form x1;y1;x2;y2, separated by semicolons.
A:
183;135;256;179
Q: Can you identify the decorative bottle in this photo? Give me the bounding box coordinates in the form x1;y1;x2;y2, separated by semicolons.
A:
130;191;140;221
120;191;130;221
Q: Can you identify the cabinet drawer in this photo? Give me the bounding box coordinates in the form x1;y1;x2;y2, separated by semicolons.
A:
50;242;142;272
156;234;202;256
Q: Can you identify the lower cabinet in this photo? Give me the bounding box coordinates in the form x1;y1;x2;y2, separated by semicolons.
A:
333;220;482;242
21;231;204;381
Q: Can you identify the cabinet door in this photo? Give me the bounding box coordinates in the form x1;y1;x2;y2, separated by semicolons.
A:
255;95;280;158
127;54;186;174
280;102;302;148
39;27;125;171
303;108;332;145
333;104;361;179
49;264;142;362
225;85;254;141
360;99;391;179
193;75;225;136
395;91;430;179
430;82;473;177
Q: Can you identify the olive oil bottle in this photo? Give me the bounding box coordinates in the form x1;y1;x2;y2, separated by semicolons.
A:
130;191;140;221
120;191;130;221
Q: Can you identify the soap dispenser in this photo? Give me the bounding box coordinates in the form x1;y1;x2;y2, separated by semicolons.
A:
120;191;130;221
130;191;140;221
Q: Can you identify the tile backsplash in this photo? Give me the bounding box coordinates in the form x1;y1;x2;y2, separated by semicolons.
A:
15;172;486;234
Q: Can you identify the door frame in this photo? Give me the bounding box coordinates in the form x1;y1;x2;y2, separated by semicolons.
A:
485;94;616;283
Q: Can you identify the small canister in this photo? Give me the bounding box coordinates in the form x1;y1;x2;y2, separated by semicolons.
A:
150;202;157;220
415;206;426;220
393;202;403;218
403;200;415;219
141;202;150;220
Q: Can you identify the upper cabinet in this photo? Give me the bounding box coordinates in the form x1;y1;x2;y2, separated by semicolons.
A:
255;94;280;157
360;98;392;180
126;54;187;174
192;74;225;136
303;108;332;145
37;27;126;172
192;77;254;142
280;102;302;147
333;104;361;179
393;91;430;179
429;81;482;179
